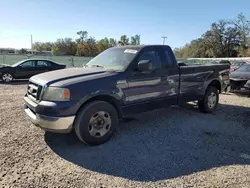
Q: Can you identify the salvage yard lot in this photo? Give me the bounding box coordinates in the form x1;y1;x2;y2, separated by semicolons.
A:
0;83;250;187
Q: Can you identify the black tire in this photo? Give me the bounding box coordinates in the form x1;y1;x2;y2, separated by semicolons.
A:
74;101;118;145
1;72;14;82
198;86;219;113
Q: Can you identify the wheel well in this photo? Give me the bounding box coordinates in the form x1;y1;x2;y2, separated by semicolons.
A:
208;80;221;93
78;95;123;118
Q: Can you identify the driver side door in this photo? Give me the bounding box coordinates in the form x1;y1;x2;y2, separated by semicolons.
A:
122;47;165;115
15;60;37;79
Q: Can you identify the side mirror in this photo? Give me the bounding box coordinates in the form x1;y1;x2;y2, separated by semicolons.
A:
138;60;152;72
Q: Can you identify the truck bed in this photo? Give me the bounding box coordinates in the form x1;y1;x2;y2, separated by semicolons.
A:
178;64;230;101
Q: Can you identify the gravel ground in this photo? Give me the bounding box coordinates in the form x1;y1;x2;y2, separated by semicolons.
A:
0;82;250;188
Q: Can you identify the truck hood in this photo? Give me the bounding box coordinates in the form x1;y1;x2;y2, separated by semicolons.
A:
30;67;116;86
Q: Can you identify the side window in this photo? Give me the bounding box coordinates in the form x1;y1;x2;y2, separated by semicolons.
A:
37;61;51;67
138;50;161;69
20;60;35;68
164;49;176;68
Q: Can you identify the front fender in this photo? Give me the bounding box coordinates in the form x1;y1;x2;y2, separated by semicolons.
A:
71;87;125;117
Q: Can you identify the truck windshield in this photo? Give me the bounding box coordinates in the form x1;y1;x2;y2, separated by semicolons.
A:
85;48;138;71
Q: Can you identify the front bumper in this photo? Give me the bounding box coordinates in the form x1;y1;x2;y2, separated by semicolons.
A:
24;103;75;133
230;79;250;90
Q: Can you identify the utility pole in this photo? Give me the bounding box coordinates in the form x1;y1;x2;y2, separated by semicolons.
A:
162;36;167;45
31;35;33;55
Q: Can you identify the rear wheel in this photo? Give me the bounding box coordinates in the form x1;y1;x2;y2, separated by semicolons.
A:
198;86;219;113
74;101;118;145
2;73;13;82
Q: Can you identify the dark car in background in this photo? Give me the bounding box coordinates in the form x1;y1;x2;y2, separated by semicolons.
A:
230;61;246;72
230;63;250;91
0;59;66;82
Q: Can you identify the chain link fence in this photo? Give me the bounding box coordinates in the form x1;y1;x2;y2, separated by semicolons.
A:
179;57;250;64
0;54;93;67
1;54;250;67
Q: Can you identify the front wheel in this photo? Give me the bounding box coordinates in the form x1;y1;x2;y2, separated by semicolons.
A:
198;86;219;113
74;101;118;145
2;73;13;82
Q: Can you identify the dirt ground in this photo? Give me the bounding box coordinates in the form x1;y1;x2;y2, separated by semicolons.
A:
0;82;250;188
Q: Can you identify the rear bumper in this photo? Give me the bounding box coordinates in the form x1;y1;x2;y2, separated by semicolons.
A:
24;103;75;133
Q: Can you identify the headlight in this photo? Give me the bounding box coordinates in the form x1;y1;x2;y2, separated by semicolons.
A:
244;80;250;88
42;87;70;101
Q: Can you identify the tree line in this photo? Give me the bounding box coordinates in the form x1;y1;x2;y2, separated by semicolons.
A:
32;32;140;56
174;13;250;58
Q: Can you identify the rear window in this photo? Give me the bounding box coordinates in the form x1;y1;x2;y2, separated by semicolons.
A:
164;49;176;68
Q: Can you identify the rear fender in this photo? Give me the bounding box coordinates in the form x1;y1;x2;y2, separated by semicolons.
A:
205;79;222;93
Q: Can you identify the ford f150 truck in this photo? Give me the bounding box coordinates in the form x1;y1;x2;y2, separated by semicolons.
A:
24;45;230;145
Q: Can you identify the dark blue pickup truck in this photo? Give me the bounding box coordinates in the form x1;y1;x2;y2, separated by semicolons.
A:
24;45;230;145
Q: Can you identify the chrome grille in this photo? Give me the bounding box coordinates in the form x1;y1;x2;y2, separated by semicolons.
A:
27;81;42;101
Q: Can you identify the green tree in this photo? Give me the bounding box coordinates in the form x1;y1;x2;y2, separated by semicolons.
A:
20;48;28;54
43;42;53;51
130;36;137;45
97;37;110;54
130;34;140;45
33;42;44;52
109;38;117;47
76;31;88;43
175;15;247;58
77;37;98;56
118;35;129;46
76;31;88;56
83;37;98;56
33;42;53;52
202;20;241;57
233;13;250;56
52;38;76;55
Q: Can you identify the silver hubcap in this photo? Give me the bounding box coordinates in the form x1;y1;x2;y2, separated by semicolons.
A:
2;73;13;82
208;92;217;108
88;111;111;138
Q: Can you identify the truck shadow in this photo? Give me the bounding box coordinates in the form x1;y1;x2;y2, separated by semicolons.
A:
45;103;250;182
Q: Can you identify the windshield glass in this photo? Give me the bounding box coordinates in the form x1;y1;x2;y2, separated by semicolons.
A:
236;64;250;72
85;48;138;71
